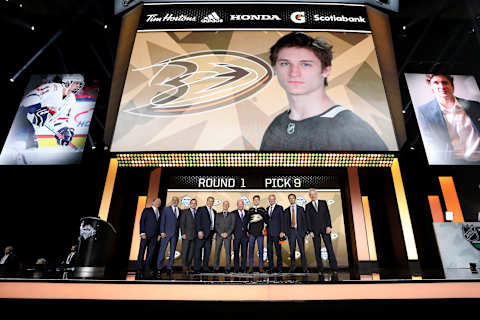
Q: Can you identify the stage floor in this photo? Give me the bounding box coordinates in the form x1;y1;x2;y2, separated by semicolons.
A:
129;270;349;283
1;273;480;301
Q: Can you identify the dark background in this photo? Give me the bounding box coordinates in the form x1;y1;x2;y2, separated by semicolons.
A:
0;0;479;280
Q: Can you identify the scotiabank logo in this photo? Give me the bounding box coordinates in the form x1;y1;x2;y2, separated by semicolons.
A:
125;51;273;117
290;11;305;24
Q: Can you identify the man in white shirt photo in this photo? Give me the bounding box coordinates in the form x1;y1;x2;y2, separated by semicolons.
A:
416;74;480;163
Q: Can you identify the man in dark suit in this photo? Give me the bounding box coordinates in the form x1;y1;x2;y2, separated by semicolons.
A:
306;188;338;275
194;196;216;273
61;244;78;279
284;193;308;273
179;198;198;273
265;194;285;273
232;199;249;273
136;198;161;278
157;196;180;276
62;245;78;266
213;201;236;273
0;246;20;277
416;74;480;163
246;195;267;273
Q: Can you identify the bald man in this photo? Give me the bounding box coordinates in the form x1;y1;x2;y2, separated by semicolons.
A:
157;196;181;276
136;198;162;278
213;201;235;273
306;188;338;274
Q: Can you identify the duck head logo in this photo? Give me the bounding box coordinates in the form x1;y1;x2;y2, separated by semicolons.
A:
125;50;273;117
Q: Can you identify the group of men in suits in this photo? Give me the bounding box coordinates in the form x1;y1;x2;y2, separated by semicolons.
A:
136;189;338;278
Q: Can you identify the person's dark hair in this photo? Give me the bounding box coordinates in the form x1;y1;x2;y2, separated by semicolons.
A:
425;74;454;87
288;193;296;199
253;195;260;200
270;32;333;86
190;198;197;202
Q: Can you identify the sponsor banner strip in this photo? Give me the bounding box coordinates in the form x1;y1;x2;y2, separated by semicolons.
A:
138;3;370;31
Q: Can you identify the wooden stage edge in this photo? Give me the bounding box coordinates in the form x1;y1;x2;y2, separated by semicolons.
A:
1;281;480;301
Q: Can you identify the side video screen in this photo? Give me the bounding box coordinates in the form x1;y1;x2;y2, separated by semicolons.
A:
0;74;98;165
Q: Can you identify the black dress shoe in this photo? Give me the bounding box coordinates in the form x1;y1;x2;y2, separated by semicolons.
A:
331;271;339;281
224;269;230;274
166;269;172;276
193;270;200;274
289;267;296;273
303;269;309;273
234;268;239;273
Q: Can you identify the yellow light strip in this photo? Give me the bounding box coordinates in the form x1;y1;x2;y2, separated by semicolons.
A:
391;158;418;260
98;158;118;221
361;196;378;261
347;167;370;261
439;176;464;222
129;196;147;261
116;152;395;168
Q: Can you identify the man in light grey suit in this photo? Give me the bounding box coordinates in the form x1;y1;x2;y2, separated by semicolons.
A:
213;201;236;273
180;198;198;273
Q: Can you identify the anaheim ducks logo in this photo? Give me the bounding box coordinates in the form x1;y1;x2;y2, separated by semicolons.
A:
125;50;273;117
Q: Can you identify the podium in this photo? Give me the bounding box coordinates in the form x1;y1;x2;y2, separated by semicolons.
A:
73;217;117;278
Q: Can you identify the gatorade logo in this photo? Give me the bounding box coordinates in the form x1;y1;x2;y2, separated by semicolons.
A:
290;11;306;24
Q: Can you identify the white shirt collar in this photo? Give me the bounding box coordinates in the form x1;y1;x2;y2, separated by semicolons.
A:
439;98;463;114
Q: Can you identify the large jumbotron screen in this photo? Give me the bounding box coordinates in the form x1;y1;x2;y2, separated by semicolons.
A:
110;3;399;152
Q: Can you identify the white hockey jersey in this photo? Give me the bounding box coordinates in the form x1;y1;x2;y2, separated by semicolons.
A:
21;82;77;128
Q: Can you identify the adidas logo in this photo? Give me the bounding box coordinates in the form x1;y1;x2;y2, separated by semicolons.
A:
201;12;223;23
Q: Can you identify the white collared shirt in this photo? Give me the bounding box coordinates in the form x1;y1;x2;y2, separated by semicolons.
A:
152;206;159;220
439;99;480;161
171;205;179;218
290;205;297;228
239;210;245;220
208;206;214;230
66;252;75;264
269;204;275;216
0;254;10;264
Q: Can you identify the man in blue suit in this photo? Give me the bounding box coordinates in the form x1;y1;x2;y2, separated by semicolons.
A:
157;196;180;277
136;198;161;279
284;193;308;273
194;196;216;273
265;194;285;273
416;74;480;164
232;199;249;273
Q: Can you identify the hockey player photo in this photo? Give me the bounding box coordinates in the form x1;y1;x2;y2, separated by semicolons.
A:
0;74;99;165
260;32;388;151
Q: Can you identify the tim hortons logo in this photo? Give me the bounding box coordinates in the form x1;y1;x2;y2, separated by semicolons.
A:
124;50;273;116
